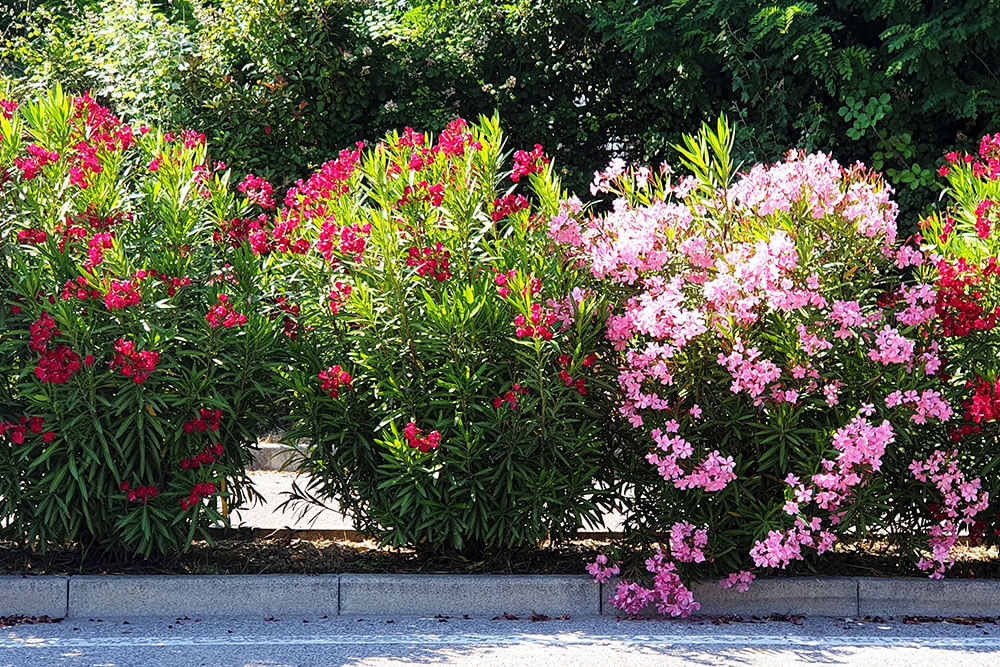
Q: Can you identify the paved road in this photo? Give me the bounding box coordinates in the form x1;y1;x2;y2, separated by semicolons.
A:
230;471;625;533
3;614;1000;666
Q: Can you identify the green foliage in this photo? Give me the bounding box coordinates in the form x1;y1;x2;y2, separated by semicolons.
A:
0;86;285;556
273;117;624;555
589;0;1000;228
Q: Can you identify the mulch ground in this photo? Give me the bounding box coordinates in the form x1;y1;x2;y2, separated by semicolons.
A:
2;532;999;578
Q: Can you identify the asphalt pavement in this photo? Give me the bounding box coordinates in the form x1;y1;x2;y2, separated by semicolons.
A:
2;613;1000;666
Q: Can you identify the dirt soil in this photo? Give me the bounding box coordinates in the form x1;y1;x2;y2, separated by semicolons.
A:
2;532;999;578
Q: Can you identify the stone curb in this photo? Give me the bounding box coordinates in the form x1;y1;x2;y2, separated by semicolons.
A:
340;574;598;617
0;576;68;618
6;575;1000;619
68;575;340;618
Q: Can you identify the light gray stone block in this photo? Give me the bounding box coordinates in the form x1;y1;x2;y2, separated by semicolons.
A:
601;577;859;617
0;576;67;618
251;443;305;471
859;578;1000;617
693;577;858;617
68;575;339;618
340;574;599;617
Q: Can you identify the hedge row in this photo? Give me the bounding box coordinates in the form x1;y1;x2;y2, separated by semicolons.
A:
3;86;1000;617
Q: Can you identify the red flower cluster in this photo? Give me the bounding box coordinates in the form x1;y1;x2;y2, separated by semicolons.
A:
238;173;275;209
35;344;82;384
269;297;301;340
14;143;59;180
328;281;353;314
180;442;224;470
511;144;548;182
492;382;529;410
214;214;269;249
61;276;101;301
157;273;191;297
183;408;222;434
205;294;247;329
513;303;556;340
121;481;158;504
179;482;216;510
111;338;159;384
318;220;370;263
556;354;588;394
396;181;445;208
17;229;47;244
975;199;995;239
0;98;17;120
284;143;363;215
406;242;451;281
433;118;482;157
0;416;54;445
29;312;59;352
943;136;1000;181
319;365;353;398
28;313;82;383
494;268;517;298
403;422;441;452
104;277;142;309
271;211;311;254
935;258;1000;336
491;193;529;222
86;232;115;269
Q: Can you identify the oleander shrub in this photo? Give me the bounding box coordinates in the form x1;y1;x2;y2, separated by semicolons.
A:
264;116;624;554
562;119;989;616
0;85;286;556
917;133;1000;545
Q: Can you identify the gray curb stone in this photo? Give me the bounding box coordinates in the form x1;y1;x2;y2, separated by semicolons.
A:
691;577;858;617
340;574;599;617
68;575;339;618
0;576;67;618
859;578;1000;617
6;575;1000;619
600;576;858;617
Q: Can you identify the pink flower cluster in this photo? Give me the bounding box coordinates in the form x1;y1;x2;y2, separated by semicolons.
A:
608;549;700;617
884;389;953;425
910;450;990;578
719;570;756;593
646;426;737;492
585;554;620;583
751;417;895;568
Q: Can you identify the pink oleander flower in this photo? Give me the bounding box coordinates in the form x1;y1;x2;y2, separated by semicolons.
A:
720;570;755;593
586;554;620;583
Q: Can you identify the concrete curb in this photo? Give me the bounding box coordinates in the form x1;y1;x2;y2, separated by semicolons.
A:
0;576;68;618
6;575;1000;619
340;574;598;617
68;575;340;618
